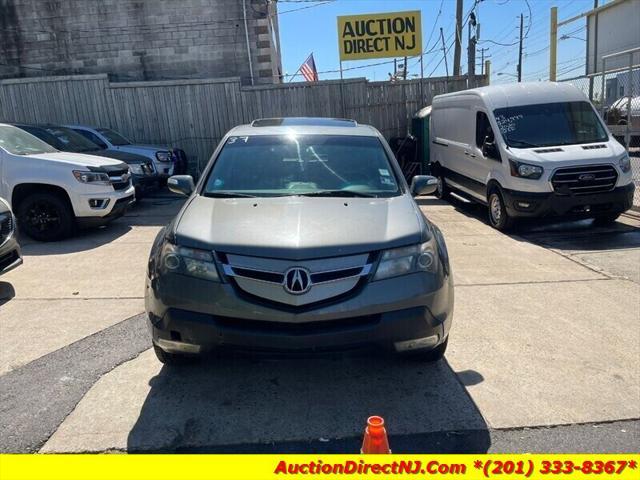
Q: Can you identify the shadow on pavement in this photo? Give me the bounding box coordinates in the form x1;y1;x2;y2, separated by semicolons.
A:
417;195;640;252
0;281;16;306
18;193;185;256
126;352;490;453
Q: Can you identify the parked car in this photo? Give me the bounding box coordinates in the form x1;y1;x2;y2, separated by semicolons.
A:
66;125;175;178
0;124;135;241
13;124;159;197
145;117;453;365
605;95;640;147
429;82;635;231
0;197;22;275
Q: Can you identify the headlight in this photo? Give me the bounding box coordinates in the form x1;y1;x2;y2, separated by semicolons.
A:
509;160;543;179
161;243;219;282
73;170;110;184
156;151;171;162
129;163;143;174
619;153;632;173
373;238;437;281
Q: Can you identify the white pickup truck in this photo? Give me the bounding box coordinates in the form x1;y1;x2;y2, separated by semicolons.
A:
0;124;135;241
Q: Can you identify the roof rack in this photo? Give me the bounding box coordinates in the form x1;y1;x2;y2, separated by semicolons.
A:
250;117;358;128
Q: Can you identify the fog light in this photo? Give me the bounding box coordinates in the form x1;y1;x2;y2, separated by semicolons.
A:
89;198;110;209
164;254;181;270
417;252;434;269
517;202;530;208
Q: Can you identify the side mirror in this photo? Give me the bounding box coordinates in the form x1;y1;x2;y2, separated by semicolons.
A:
410;175;438;196
482;136;500;161
167;175;195;196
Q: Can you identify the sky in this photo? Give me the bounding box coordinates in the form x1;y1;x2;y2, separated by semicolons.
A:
277;0;599;84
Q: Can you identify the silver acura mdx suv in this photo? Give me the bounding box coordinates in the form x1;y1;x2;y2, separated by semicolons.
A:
145;118;453;364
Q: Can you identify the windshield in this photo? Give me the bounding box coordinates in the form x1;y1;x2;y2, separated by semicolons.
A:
203;134;400;198
97;128;131;146
43;126;101;153
493;101;608;148
0;125;58;155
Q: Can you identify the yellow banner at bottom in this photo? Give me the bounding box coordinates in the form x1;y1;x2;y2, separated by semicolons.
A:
1;454;639;480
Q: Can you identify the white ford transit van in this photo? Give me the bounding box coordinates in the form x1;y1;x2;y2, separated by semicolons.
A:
429;82;635;231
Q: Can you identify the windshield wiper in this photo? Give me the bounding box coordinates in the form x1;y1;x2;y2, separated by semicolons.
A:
296;190;377;198
506;138;540;148
203;192;258;198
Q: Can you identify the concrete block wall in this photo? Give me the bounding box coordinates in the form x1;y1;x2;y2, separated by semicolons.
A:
0;0;282;84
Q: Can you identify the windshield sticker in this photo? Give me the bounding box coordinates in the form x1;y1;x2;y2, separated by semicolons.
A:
379;168;390;176
495;113;523;133
380;177;395;186
227;136;249;144
213;178;224;188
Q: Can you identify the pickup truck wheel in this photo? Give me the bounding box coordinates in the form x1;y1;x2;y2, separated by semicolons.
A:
153;344;197;365
17;193;74;242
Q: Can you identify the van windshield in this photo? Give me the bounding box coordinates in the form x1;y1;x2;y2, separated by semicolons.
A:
203;135;400;198
493;101;608;148
0;125;58;155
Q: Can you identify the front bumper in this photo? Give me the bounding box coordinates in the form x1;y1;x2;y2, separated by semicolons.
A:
133;174;160;193
0;236;22;276
502;183;635;218
146;270;454;354
76;194;136;228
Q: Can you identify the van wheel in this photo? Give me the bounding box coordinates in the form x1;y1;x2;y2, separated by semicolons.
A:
17;193;74;242
402;337;448;362
487;190;515;231
435;174;449;200
153;344;196;365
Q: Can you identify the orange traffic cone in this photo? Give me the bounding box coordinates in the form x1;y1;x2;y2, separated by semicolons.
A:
360;416;391;454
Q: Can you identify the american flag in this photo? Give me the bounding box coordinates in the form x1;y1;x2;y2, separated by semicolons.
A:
299;53;319;82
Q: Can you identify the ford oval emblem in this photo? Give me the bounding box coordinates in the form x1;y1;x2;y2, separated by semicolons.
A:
578;173;596;181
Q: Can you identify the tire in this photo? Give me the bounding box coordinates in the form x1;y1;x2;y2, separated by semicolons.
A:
593;213;621;226
487;189;515;232
435;172;450;200
402;337;449;362
17;192;74;242
153;343;196;365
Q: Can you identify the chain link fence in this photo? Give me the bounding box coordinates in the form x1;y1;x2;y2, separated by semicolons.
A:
559;48;640;210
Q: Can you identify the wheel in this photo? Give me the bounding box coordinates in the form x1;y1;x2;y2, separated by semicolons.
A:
402;337;448;362
153;343;196;365
593;213;621;226
17;192;74;242
435;172;450;200
487;189;515;231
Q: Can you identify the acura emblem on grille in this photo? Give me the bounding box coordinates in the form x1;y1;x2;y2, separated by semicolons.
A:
578;173;596;181
283;267;311;295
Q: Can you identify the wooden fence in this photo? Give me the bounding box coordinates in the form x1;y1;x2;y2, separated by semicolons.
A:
0;73;487;174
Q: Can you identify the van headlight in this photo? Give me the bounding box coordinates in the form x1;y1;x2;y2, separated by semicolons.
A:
373;238;437;281
161;243;220;282
509;160;543;179
619;153;631;173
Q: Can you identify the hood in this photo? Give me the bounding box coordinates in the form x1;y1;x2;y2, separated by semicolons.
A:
25;151;127;168
116;144;169;153
91;149;150;164
510;141;626;167
174;194;423;260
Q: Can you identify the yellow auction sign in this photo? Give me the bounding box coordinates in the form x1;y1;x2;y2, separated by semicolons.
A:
337;11;422;61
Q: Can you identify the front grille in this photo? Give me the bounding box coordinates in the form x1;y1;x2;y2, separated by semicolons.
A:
112;180;131;191
0;214;14;245
108;168;131;191
551;164;618;195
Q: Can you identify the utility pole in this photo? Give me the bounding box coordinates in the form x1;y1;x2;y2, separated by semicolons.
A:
453;0;463;76
588;0;598;99
403;56;408;80
517;13;524;82
440;27;449;79
468;12;477;86
479;48;488;75
549;6;558;81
